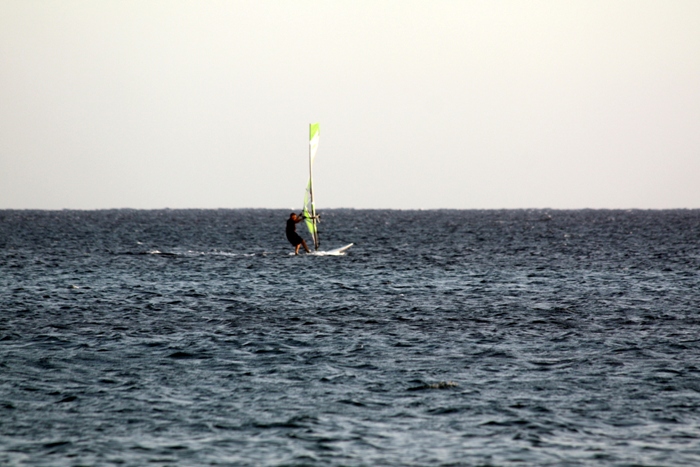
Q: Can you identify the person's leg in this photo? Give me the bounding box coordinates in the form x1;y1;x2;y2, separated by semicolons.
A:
301;240;310;253
295;244;301;255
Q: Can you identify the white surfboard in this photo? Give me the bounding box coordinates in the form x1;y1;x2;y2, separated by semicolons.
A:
309;243;354;256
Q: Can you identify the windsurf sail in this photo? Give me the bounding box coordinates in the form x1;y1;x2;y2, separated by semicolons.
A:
303;123;320;250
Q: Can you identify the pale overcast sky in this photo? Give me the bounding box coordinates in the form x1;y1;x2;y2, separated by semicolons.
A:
1;1;699;209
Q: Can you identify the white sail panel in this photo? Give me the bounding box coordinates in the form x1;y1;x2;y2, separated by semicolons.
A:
309;123;320;165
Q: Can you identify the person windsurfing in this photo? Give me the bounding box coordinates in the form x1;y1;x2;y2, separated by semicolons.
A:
286;212;311;255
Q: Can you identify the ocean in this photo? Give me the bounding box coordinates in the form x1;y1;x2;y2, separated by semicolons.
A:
1;209;699;466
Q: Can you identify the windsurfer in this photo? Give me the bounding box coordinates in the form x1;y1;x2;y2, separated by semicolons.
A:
286;213;311;255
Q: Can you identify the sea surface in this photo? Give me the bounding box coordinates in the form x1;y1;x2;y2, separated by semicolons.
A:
1;209;700;466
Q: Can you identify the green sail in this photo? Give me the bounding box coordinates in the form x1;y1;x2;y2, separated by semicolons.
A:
303;123;320;249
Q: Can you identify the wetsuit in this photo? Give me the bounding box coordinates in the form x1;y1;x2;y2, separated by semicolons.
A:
286;217;304;246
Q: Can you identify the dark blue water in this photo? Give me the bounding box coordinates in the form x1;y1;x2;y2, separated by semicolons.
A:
2;209;700;466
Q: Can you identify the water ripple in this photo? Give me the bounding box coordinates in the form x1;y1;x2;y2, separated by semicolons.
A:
1;209;700;465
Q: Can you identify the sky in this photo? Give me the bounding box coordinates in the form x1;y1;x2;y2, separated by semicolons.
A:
1;1;699;210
